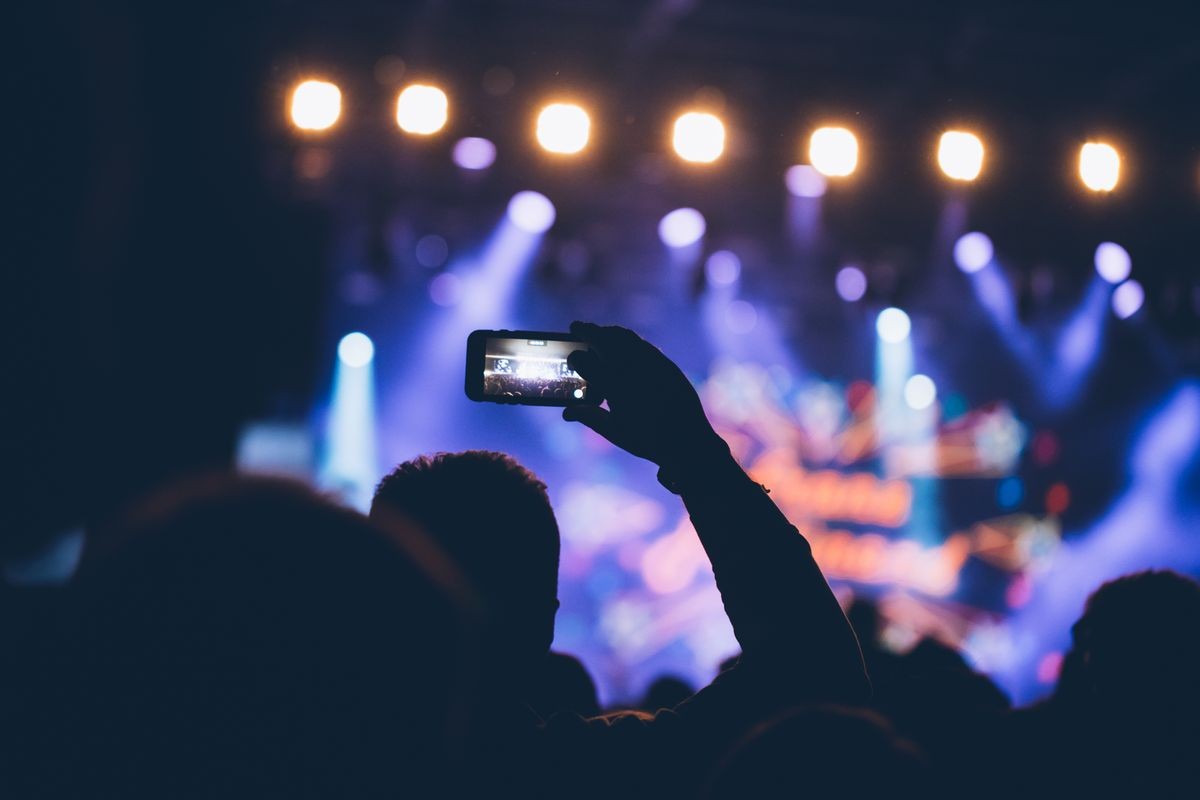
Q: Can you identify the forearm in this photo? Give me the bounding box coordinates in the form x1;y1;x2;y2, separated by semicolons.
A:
666;444;870;702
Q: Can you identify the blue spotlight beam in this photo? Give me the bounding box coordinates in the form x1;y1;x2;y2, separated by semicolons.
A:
380;204;552;467
966;257;1110;413
875;310;942;545
321;336;379;511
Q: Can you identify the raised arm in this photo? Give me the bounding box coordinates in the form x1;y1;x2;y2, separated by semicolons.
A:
563;322;868;704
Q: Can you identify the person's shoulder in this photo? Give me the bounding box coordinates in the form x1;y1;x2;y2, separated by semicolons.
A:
541;707;659;734
538;707;677;750
536;709;676;799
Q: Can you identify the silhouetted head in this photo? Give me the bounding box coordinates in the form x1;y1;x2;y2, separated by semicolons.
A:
526;651;601;719
640;675;696;712
847;597;883;647
703;705;927;798
51;476;477;797
1065;569;1200;715
371;451;560;681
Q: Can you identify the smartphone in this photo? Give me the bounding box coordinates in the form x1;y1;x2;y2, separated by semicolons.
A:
465;329;600;406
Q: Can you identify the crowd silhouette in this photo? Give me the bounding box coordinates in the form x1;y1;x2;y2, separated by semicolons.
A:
6;5;1199;797
6;318;1199;797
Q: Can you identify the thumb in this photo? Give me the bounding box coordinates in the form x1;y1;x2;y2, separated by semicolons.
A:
562;405;620;444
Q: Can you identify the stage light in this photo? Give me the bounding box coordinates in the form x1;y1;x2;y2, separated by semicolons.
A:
785;164;827;198
1079;142;1120;192
507;190;556;234
290;80;341;131
876;307;911;343
337;332;375;367
453;137;496;170
672;111;725;164
938;131;985;181
954;232;994;273
1094;242;1131;284
904;374;937;410
836;265;867;301
658;208;706;248
1112;279;1144;319
396;84;448;135
705;250;741;287
536;102;591;155
809;127;858;177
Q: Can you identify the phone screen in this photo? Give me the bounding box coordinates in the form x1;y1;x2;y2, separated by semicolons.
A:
482;335;589;402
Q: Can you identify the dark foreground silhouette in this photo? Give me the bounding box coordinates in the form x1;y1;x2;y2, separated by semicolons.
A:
5;323;1199;798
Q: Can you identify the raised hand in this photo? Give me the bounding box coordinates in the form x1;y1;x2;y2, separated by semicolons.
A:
562;322;727;473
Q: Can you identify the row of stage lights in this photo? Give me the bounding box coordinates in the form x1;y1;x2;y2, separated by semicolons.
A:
290;78;1123;191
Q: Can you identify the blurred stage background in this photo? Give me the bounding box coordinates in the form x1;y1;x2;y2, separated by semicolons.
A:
81;1;1195;706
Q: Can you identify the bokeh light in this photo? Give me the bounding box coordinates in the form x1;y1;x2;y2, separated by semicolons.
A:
658;208;707;248
1112;279;1144;319
705;250;741;287
536;102;591;155
1094;242;1131;284
904;374;937;410
835;265;867;301
452;137;496;170
337;332;375;367
672;112;725;164
809;127;858;177
415;234;449;268
1036;651;1064;684
876;307;911;343
1031;430;1060;466
396;84;448;135
937;131;985;181
1046;483;1071;516
998;476;1024;509
507;191;556;234
1079;142;1120;192
785;164;828;198
954;232;994;273
429;273;462;307
726;300;758;334
290;80;341;131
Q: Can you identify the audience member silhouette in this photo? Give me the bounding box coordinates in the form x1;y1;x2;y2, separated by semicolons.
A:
1008;569;1200;795
14;477;479;798
845;597;904;688
527;652;603;719
372;322;869;797
640;675;698;713
871;635;1010;794
702;705;928;798
717;653;741;675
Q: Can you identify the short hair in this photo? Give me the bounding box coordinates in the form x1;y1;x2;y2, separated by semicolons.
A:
371;451;560;623
1070;569;1200;707
43;475;477;797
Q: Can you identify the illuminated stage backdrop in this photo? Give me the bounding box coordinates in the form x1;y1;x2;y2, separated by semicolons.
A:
544;358;1055;703
313;225;1200;708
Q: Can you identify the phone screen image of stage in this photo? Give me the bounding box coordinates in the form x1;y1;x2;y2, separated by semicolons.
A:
483;337;587;400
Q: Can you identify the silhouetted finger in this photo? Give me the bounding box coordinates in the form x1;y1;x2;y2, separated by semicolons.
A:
567;349;604;382
572;322;645;361
562;405;619;444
